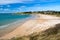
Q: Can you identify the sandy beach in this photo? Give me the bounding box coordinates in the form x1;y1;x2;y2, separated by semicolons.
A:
0;14;60;39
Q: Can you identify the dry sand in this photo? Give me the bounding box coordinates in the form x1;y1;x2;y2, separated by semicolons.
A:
0;14;60;39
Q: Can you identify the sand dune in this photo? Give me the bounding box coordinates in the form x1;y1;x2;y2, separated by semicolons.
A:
0;14;60;39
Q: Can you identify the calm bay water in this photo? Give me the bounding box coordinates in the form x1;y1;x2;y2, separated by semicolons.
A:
0;13;31;28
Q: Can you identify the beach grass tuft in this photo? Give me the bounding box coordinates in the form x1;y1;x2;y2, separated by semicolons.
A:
10;23;60;40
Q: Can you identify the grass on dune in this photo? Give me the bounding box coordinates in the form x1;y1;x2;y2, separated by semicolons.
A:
10;23;60;40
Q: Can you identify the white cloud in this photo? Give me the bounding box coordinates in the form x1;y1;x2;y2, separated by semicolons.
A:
0;0;59;5
0;5;3;7
0;8;3;10
0;0;34;5
23;4;42;11
23;4;60;11
7;5;11;7
0;8;10;11
17;6;26;12
39;0;57;2
4;8;10;11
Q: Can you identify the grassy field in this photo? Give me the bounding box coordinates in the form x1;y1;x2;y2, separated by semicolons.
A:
10;23;60;40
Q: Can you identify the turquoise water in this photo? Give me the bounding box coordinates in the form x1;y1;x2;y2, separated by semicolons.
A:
0;13;31;28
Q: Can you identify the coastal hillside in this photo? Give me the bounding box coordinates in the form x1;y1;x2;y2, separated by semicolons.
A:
10;23;60;40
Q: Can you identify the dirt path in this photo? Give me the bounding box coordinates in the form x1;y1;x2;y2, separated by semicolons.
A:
0;14;60;39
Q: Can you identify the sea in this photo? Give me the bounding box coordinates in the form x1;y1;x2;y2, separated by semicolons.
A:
0;13;32;29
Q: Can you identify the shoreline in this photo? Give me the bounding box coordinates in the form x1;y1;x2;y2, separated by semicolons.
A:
0;14;60;39
0;14;37;37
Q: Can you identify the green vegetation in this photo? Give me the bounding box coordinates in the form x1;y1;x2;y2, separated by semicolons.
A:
16;11;32;15
16;11;60;17
10;23;60;40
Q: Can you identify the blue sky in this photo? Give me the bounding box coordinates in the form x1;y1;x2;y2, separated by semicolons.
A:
0;0;60;13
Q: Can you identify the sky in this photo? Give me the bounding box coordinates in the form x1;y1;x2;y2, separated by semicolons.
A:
0;0;60;13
